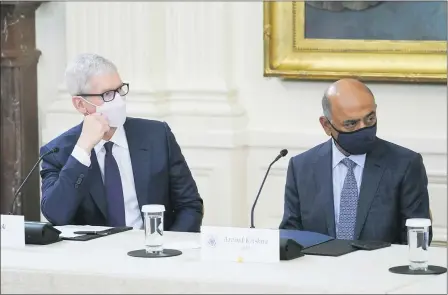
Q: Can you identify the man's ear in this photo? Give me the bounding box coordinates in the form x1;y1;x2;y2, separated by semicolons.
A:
72;96;86;114
319;116;332;136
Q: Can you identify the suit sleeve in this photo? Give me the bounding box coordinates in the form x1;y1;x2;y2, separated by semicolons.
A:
399;153;433;244
163;123;204;232
40;145;91;225
279;157;303;230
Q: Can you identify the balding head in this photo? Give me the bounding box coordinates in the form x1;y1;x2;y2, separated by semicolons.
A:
320;78;377;137
322;78;375;121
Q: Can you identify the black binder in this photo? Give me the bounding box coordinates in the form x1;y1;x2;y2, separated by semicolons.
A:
61;226;132;241
301;239;359;257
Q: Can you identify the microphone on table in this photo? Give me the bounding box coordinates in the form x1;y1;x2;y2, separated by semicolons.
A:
6;147;62;245
250;149;288;228
9;147;59;215
248;149;304;261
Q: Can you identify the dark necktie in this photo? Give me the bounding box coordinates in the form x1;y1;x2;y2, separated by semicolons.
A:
104;141;126;227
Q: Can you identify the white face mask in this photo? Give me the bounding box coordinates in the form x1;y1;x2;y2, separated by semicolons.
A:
83;95;127;128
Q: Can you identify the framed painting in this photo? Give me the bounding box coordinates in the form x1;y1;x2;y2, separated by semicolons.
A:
263;1;447;83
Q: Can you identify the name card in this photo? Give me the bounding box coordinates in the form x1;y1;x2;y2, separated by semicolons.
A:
201;226;280;263
1;215;25;248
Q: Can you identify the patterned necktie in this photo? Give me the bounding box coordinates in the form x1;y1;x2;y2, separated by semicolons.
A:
104;142;126;227
337;158;358;240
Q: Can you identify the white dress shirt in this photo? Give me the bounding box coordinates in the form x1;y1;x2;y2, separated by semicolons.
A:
71;126;143;229
332;140;366;234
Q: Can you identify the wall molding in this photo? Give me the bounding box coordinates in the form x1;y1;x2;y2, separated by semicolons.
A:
51;87;245;118
433;227;447;246
189;166;215;177
428;173;447;185
40;113;448;158
247;130;447;155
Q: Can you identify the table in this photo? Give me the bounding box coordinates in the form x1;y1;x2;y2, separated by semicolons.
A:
1;226;447;294
388;273;447;294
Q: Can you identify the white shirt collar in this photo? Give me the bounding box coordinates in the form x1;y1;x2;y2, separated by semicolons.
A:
332;139;366;169
94;125;128;154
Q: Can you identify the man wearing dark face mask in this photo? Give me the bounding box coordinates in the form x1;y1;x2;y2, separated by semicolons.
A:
39;53;203;232
279;78;432;245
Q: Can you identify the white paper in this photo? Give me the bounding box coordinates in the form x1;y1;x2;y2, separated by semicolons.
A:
1;215;25;248
201;226;280;263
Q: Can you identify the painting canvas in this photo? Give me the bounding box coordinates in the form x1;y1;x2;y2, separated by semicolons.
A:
263;1;447;83
305;1;447;41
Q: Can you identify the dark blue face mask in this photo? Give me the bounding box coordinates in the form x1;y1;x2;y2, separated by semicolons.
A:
327;120;378;155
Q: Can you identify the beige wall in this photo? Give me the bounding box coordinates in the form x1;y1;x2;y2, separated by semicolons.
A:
36;2;447;242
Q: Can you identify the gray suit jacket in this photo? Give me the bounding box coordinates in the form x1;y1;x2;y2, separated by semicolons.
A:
279;138;432;245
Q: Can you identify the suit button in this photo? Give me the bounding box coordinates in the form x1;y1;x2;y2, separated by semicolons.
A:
80;174;85;178
75;184;79;189
76;178;82;184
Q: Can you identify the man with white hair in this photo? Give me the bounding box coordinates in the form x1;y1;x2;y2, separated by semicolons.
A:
39;53;203;232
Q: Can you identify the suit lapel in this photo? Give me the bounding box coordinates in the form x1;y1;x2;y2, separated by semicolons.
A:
88;152;108;218
124;119;150;211
313;140;336;237
354;140;386;239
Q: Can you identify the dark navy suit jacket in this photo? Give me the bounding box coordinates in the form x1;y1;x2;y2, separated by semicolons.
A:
279;138;432;244
40;117;203;232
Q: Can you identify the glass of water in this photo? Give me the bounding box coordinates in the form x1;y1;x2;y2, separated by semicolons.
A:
406;218;431;271
142;204;165;254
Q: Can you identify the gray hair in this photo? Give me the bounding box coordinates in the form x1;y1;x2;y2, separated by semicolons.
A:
65;53;118;96
322;94;332;120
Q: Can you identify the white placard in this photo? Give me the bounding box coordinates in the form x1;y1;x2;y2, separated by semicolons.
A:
201;226;280;263
1;215;25;248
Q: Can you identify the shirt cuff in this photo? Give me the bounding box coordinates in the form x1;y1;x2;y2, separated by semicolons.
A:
71;145;92;167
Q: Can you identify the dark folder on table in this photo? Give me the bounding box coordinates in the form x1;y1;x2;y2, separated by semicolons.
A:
61;227;132;241
280;229;358;257
301;239;358;257
280;229;333;248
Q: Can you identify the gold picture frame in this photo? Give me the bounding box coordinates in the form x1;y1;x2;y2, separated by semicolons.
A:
263;1;447;83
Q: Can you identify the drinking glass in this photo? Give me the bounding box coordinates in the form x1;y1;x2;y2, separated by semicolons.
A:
142;204;165;254
406;218;431;271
